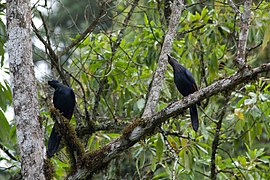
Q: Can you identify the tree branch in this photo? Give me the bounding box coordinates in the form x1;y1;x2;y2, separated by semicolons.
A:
233;0;252;70
210;95;231;180
112;0;139;53
32;21;68;84
50;108;85;170
68;62;270;179
142;0;185;117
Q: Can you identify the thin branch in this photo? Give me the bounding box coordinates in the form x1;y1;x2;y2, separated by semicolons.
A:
111;0;139;53
63;69;92;127
228;0;241;14
92;78;108;121
246;41;263;54
38;11;52;49
161;132;179;180
32;21;68;84
178;24;206;36
57;1;108;58
210;94;231;180
0;143;17;161
68;62;270;179
198;38;209;108
31;21;58;64
218;147;247;179
144;11;162;45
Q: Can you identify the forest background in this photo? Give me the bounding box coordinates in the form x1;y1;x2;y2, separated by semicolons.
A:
1;0;270;179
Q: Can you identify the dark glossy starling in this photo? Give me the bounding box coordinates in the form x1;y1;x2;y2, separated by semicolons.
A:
47;80;76;157
167;55;199;131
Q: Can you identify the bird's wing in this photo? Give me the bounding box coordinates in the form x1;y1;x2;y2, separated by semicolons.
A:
184;68;198;91
53;88;76;119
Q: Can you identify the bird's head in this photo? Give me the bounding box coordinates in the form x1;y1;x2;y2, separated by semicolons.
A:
167;54;185;70
48;80;61;89
167;54;178;67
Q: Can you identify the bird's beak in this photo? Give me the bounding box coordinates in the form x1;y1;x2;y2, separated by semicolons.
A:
167;54;171;60
167;54;174;69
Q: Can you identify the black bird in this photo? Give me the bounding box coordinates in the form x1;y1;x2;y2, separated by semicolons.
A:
47;80;76;157
167;55;199;131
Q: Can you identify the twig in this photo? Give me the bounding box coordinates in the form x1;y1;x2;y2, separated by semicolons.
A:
57;1;108;58
63;69;92;126
218;147;247;180
92;78;108;121
111;0;139;54
0;143;17;161
228;0;241;14
178;24;206;36
32;21;68;84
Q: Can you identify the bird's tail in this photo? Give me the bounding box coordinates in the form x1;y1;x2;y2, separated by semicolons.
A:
189;105;199;131
47;124;62;157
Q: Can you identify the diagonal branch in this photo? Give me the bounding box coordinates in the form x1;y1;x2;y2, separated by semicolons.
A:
0;143;17;161
112;0;139;53
32;21;68;84
142;0;185;118
68;62;270;179
31;21;58;64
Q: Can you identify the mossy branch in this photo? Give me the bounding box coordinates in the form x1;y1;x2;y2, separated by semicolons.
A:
50;108;85;172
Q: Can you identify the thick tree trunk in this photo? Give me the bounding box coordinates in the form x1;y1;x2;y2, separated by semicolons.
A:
6;0;46;179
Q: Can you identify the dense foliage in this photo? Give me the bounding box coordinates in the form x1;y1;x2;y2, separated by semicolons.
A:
0;0;270;179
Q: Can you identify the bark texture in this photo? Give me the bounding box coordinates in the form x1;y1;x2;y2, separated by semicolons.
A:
142;0;184;117
234;0;252;69
6;0;46;179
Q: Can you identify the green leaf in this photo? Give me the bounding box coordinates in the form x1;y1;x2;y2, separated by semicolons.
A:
201;6;208;18
195;11;201;20
259;93;269;101
144;13;149;25
244;92;257;105
151;156;157;171
139;150;145;168
263;83;270;91
105;133;121;138
195;143;209;154
136;98;145;111
220;25;231;33
184;150;191;172
156;133;164;162
0;19;6;67
262;24;270;50
0;109;11;143
209;53;218;80
238;156;247;166
250;106;261;119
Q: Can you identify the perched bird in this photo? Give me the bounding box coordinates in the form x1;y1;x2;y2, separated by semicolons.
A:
47;80;76;157
167;55;199;131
